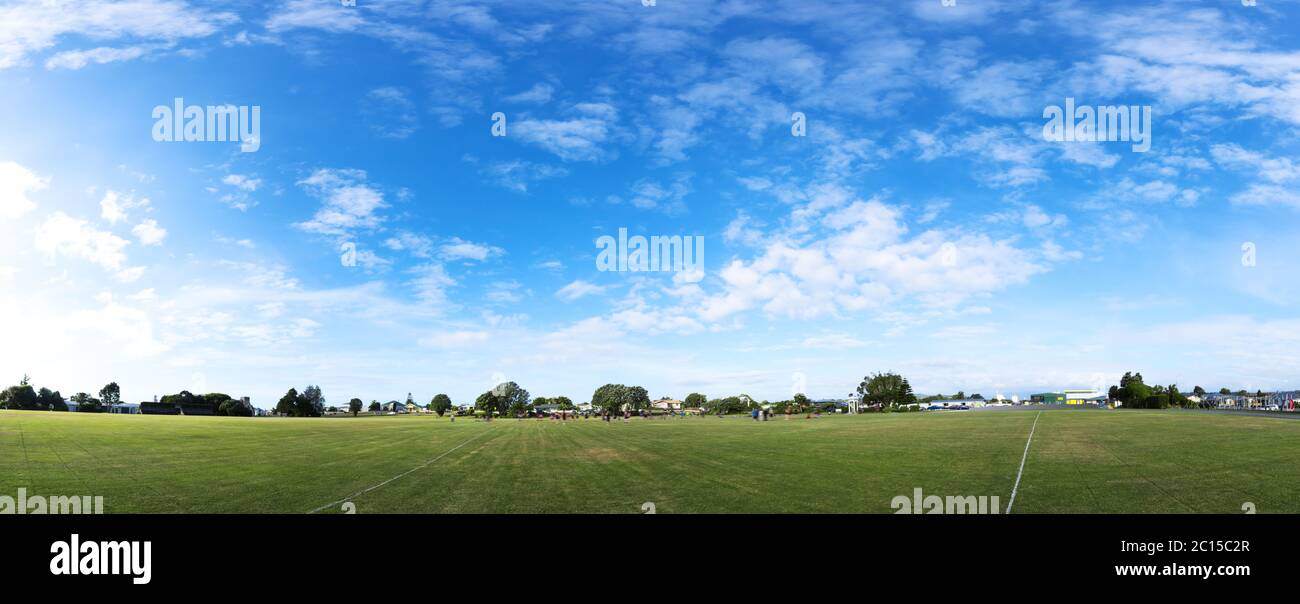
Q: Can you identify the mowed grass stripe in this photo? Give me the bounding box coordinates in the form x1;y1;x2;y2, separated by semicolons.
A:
336;413;1035;513
1014;410;1300;513
3;409;1298;513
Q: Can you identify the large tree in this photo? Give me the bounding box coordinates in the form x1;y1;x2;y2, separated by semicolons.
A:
704;396;746;415
591;384;652;414
219;398;254;416
476;382;530;418
37;388;67;411
1115;372;1153;408
98;382;121;411
203;393;233;413
275;388;299;416
1167;384;1188;408
591;384;626;413
430;394;453;416
298;385;325;417
684;392;706;409
474;391;498;416
856;372;917;410
0;380;38;410
71;392;102;413
349;398;364;416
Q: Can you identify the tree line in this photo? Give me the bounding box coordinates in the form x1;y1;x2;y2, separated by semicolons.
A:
0;376;124;413
0;375;255;416
1108;372;1265;409
9;370;1267;420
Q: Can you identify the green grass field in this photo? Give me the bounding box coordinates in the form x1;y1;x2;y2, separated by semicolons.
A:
2;409;1297;513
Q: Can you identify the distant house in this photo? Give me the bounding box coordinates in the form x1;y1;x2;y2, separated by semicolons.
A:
382;400;405;414
534;404;561;416
1030;392;1066;404
1265;391;1300;410
109;403;141;415
929;398;986;409
653;399;683;411
575;402;593;412
1199;393;1263;408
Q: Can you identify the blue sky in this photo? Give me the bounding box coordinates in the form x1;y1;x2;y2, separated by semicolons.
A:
2;0;1300;407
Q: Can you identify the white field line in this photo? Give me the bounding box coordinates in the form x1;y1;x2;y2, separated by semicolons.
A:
1005;411;1042;515
308;428;494;514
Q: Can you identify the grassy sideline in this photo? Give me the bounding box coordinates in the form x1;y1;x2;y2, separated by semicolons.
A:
2;409;1297;513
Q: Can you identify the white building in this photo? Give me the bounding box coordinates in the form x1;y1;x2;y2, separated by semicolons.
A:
653;399;683;411
846;392;863;414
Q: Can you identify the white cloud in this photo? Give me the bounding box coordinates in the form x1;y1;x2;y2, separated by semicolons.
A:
214;174;261;211
132;219;167;246
1228;184;1300;210
384;232;434;258
265;0;366;34
697;185;1047;322
34;211;130;271
557;280;607;302
44;45;150;70
127;288;156;302
618;175;692;214
114;266;146;283
949;60;1052;118
476;159;568;193
420;330;490;348
722;36;824;91
513;103;618;162
363;86;419;139
0;161;47;218
1053;4;1300;128
99;190;150;224
293;169;387;236
505;83;555;104
407;263;456;310
440;238;503;262
1019;205;1067;229
0;0;237;70
800;334;868;349
222;174;262;191
486;280;525;304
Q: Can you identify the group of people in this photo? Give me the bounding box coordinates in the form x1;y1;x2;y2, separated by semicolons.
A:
538;408;694;422
751;407;821;421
